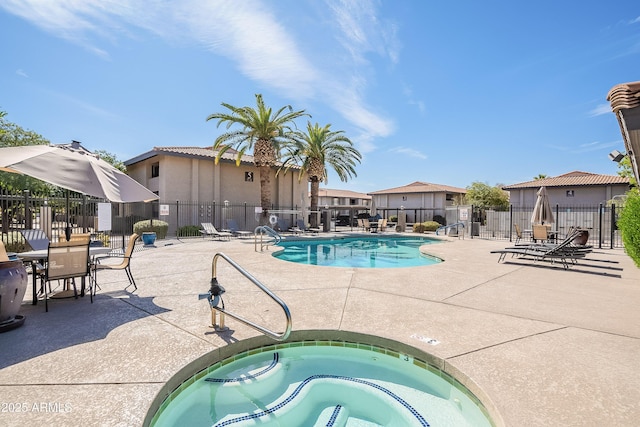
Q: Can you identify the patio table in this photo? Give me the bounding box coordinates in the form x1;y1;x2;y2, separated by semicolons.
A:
18;247;111;305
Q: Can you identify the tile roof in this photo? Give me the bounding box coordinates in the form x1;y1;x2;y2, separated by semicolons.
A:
125;146;298;169
317;188;371;199
502;171;629;189
152;146;253;164
368;181;467;195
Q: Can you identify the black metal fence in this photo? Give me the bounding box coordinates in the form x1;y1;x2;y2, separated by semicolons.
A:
0;189;625;251
452;204;623;249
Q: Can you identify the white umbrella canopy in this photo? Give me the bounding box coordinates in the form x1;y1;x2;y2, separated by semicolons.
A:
531;186;554;225
0;143;158;203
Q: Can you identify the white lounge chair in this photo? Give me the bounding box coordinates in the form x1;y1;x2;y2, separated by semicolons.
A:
200;223;233;240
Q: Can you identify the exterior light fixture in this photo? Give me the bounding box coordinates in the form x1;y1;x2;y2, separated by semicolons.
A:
609;150;625;163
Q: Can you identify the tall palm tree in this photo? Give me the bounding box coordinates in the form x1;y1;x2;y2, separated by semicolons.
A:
281;122;362;228
206;94;308;223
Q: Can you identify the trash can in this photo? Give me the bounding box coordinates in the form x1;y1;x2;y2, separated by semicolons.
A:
322;211;331;232
471;222;480;236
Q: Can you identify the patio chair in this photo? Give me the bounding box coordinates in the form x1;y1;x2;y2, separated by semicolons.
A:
20;229;50;251
532;224;549;243
90;233;139;300
513;224;524;244
39;240;90;312
378;218;388;232
200;223;232;240
224;219;253;238
360;218;371;232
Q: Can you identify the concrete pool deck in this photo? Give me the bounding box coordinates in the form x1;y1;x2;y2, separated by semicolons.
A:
1;233;639;426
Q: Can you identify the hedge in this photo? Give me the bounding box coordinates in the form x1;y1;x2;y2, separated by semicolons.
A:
618;189;640;267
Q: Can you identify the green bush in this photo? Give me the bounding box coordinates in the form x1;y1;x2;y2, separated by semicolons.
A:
389;215;398;222
133;219;168;239
618;189;640;267
1;231;27;253
422;221;441;231
177;225;201;237
412;221;441;233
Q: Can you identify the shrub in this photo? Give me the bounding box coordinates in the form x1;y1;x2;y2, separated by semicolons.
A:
177;225;201;237
1;231;27;253
389;215;398;222
412;221;441;233
618;189;640;267
432;215;446;226
133;219;169;239
422;221;441;231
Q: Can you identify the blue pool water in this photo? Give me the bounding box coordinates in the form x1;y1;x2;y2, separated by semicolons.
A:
149;341;494;427
273;236;442;268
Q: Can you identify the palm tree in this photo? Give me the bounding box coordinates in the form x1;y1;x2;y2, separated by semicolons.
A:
206;94;308;223
534;173;548;180
281;122;362;228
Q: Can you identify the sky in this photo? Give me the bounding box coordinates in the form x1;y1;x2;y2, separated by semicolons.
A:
1;1;639;195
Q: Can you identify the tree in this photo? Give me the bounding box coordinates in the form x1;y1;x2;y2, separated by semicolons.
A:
616;154;637;187
95;150;126;172
534;173;548;180
280;122;361;228
465;182;509;210
206;94;308;223
0;111;52;195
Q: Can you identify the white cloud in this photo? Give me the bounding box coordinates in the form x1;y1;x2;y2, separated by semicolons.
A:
1;0;400;149
16;69;28;78
388;146;427;159
588;103;612;117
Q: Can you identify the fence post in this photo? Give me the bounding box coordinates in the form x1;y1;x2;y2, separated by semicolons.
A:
509;205;513;242
23;190;32;229
610;204;616;249
598;203;603;249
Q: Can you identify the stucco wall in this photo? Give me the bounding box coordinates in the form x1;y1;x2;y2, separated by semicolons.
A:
509;185;629;207
126;155;308;207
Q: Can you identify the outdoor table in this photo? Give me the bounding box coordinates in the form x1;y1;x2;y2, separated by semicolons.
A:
18;247;111;305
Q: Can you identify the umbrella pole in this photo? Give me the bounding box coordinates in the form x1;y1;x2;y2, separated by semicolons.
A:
65;190;71;241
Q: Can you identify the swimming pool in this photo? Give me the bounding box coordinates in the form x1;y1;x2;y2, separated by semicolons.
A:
273;236;442;268
146;332;498;427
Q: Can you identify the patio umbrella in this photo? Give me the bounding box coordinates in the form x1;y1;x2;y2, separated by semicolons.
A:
0;143;158;203
530;186;554;225
369;197;377;217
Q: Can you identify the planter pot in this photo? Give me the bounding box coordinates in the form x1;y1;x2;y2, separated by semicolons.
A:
0;259;28;333
142;232;157;246
573;229;589;246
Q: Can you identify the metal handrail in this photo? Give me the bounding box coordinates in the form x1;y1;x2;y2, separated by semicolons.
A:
254;225;281;251
435;222;466;236
200;252;292;341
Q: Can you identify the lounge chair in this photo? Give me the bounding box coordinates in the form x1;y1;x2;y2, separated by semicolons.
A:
491;228;591;269
378;218;387;232
200;222;233;240
290;219;319;235
224;219;253;238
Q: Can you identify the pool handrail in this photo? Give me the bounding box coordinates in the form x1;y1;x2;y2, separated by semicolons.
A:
200;252;292;341
435;222;465;236
254;225;281;251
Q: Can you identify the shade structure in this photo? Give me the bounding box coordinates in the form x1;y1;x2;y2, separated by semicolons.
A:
0;143;158;203
531;186;554;225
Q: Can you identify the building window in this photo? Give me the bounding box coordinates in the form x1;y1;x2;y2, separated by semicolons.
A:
566;190;574;197
151;162;159;178
350;198;356;205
